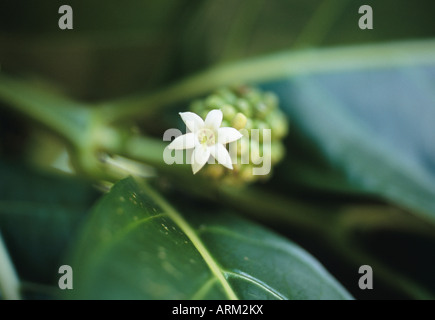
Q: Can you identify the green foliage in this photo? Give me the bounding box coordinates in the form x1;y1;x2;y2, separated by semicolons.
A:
0;161;98;297
268;66;435;223
0;0;435;301
67;177;351;300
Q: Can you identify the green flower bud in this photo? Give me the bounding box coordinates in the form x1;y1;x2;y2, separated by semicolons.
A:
245;89;262;105
254;102;270;119
231;112;247;130
205;95;226;109
266;110;288;139
244;118;254;131
235;99;253;117
216;88;237;105
221;104;237;122
256;120;270;143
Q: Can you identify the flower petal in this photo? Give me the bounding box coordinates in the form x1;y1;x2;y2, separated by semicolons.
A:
191;145;211;174
218;127;243;144
205;109;223;131
210;143;233;169
180;112;204;133
167;133;196;150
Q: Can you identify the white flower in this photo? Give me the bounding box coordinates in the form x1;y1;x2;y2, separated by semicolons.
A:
167;109;243;174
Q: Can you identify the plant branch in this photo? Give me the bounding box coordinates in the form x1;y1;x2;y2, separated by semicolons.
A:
96;39;435;123
0;76;92;147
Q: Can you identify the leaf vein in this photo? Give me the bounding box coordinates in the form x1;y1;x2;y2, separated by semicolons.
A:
224;270;286;300
139;181;239;300
190;277;218;300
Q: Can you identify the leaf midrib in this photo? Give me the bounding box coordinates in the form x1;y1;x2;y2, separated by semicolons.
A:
140;181;239;300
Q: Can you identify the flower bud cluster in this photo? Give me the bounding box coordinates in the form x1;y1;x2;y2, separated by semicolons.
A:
190;85;288;184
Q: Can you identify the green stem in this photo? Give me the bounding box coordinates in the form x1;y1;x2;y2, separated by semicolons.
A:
97;39;435;123
0;76;92;147
0;231;21;300
117;135;168;168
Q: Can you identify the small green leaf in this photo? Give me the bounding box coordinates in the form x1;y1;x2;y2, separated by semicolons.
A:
67;177;351;300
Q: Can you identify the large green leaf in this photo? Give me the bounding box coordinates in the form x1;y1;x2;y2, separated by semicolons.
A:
67;177;352;300
264;63;435;223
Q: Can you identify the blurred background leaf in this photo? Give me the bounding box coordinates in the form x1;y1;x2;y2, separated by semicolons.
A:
0;160;98;297
263;63;435;223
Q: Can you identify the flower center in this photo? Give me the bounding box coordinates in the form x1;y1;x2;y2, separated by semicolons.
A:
197;128;216;146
